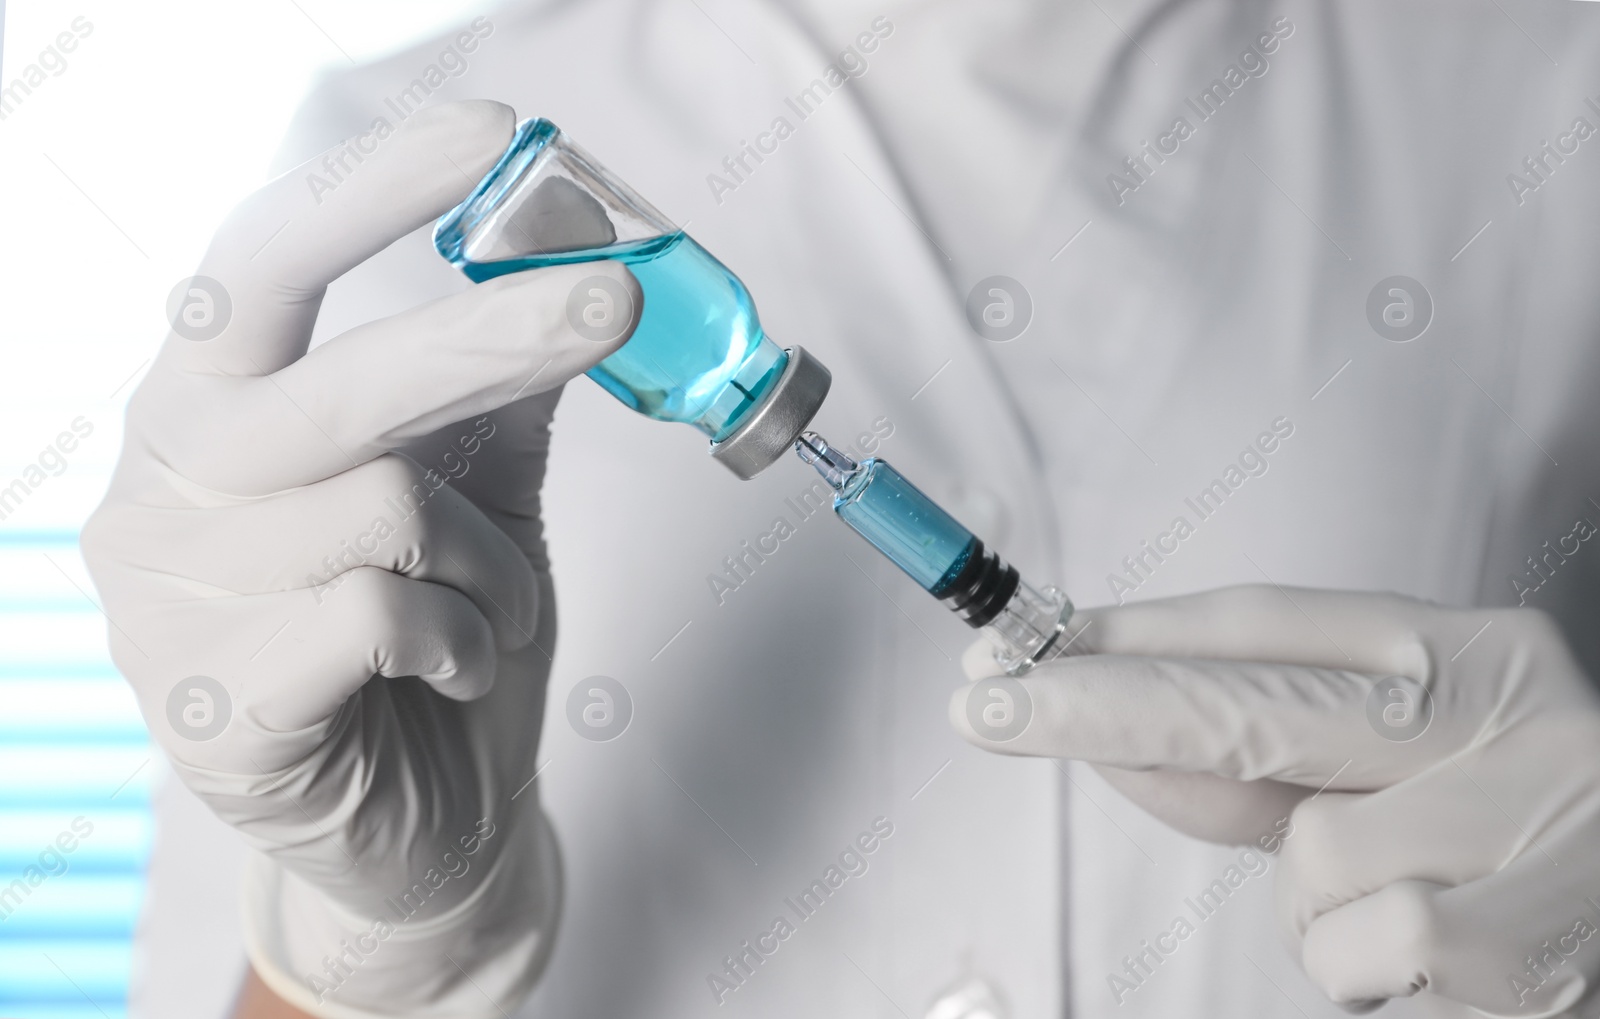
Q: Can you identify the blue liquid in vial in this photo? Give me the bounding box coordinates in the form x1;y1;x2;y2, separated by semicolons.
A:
454;232;787;442
836;460;978;597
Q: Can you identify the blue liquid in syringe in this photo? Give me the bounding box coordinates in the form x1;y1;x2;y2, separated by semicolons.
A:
836;459;979;596
458;232;787;441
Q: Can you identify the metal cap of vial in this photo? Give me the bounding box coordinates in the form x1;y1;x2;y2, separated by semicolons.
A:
710;346;832;479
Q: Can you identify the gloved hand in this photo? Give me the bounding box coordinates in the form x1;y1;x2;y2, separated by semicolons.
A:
952;585;1600;1018
82;101;641;1018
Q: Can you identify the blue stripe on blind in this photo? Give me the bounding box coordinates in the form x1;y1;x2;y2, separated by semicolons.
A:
0;531;150;1013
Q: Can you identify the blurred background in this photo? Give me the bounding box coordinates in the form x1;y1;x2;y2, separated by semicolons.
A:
0;3;494;1014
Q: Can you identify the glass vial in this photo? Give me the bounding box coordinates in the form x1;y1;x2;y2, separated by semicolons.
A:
434;118;830;479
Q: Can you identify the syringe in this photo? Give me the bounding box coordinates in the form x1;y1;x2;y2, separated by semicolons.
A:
795;432;1074;675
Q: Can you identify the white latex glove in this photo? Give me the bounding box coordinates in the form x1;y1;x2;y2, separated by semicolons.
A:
82;101;641;1018
953;586;1600;1018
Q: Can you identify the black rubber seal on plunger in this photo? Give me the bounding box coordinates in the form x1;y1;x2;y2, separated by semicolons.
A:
937;540;1020;629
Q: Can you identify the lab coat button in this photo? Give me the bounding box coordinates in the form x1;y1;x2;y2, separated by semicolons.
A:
924;975;1007;1019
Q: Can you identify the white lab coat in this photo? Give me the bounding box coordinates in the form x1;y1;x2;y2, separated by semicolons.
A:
130;2;1600;1017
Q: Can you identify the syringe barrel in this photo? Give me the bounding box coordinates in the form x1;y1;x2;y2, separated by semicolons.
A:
800;434;1073;675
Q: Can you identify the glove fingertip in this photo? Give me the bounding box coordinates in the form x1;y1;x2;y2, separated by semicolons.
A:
421;659;497;702
961;638;1002;681
404;99;518;185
